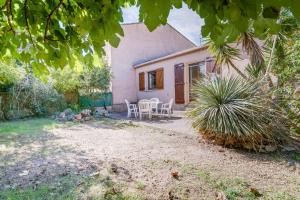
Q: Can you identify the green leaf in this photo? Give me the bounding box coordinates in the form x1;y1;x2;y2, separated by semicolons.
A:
0;0;5;7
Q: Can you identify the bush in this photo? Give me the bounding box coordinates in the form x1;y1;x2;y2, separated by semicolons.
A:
80;65;111;95
188;76;290;150
6;76;66;119
51;66;81;93
0;60;23;92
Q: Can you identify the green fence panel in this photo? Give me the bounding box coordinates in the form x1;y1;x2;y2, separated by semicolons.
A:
79;92;112;108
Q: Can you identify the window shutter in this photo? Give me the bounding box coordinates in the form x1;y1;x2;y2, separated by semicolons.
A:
156;68;164;89
139;72;145;91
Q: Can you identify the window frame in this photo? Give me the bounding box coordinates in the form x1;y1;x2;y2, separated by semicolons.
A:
188;61;206;85
147;70;157;90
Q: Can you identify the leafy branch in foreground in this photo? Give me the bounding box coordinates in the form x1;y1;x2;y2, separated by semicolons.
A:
0;1;300;74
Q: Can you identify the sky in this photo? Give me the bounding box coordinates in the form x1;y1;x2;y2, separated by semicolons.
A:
122;4;204;46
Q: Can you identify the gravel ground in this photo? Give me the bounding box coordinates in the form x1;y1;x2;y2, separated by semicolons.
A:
1;118;300;199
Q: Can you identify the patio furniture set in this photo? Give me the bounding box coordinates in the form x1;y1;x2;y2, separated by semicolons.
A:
125;98;174;120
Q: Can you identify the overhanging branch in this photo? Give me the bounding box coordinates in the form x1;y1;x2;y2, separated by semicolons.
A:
24;0;35;47
44;0;64;41
6;0;14;33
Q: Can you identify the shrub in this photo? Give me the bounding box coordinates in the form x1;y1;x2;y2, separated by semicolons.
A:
188;76;290;150
51;66;81;93
6;76;66;119
0;60;23;92
80;65;112;95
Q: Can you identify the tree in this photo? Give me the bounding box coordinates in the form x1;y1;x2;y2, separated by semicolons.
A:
51;66;82;93
80;64;111;95
0;60;24;91
1;0;300;74
207;39;247;79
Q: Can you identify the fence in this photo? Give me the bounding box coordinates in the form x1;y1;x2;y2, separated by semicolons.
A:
79;92;112;108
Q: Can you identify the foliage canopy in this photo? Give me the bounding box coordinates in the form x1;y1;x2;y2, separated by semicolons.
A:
1;0;300;73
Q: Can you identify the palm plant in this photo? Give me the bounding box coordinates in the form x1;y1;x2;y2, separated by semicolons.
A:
238;31;266;73
188;76;289;149
207;39;247;79
245;64;264;79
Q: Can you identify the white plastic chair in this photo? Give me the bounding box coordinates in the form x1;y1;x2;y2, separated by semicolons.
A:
160;98;174;118
125;99;138;118
138;100;152;120
150;98;159;114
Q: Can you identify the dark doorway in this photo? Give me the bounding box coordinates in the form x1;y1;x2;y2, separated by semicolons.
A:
174;63;185;104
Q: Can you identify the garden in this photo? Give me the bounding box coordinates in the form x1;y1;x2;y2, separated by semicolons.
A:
0;0;300;199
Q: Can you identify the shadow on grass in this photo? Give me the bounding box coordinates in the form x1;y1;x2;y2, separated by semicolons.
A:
0;118;142;199
0;118;77;146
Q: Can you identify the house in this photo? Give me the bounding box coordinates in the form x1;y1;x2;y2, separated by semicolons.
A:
105;22;249;111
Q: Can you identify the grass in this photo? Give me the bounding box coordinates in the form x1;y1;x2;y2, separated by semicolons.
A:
134;181;146;190
0;173;144;200
0;118;63;136
194;168;300;200
0;118;76;146
291;152;300;161
195;169;257;200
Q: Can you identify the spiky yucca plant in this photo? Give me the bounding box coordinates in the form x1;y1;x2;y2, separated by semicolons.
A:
188;76;288;149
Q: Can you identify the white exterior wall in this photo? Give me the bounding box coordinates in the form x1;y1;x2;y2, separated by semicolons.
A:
135;48;250;110
109;23;195;107
135;48;211;109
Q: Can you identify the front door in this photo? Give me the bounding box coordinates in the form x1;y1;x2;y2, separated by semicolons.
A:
174;63;185;104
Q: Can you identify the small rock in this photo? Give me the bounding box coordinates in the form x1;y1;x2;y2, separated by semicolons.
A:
94;107;109;118
66;114;75;121
171;171;179;179
84;116;91;121
74;114;82;120
63;108;73;116
265;145;277;152
81;109;91;117
58;112;65;119
18;170;29;176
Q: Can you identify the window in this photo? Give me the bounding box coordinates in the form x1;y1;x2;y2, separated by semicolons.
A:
147;68;164;90
148;71;156;90
189;62;206;101
189;62;206;85
199;62;206;75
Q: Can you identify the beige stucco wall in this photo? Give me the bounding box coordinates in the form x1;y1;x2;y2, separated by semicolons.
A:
221;58;249;77
135;48;250;110
109;23;195;108
135;48;212;109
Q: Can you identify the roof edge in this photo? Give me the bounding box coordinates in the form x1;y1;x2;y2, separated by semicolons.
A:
133;44;209;69
120;22;197;47
121;22;144;26
166;23;197;47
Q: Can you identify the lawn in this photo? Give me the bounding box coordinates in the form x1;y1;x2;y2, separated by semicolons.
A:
0;118;60;136
0;117;299;200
